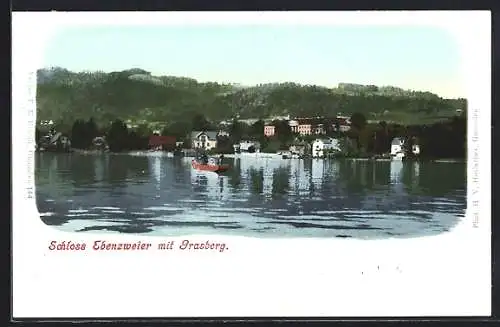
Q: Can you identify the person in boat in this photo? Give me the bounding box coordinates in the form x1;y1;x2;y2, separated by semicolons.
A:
200;153;209;165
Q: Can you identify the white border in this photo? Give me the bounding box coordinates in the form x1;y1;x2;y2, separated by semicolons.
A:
12;11;491;318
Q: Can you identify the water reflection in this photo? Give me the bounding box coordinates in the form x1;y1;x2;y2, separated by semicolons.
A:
311;159;324;192
108;155;129;187
71;154;96;187
248;168;264;195
35;153;467;239
190;171;230;202
94;155;108;183
272;166;290;198
390;160;404;194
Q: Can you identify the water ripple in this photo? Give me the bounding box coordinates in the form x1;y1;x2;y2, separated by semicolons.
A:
36;153;467;239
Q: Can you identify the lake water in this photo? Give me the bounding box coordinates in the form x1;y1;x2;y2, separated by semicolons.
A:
35;152;467;239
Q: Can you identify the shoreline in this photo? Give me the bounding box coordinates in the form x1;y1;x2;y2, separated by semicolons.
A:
36;149;466;163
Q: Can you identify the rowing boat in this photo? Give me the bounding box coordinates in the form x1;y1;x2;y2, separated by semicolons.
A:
191;159;231;174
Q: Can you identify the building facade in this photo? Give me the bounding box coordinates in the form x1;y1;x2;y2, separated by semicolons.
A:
264;125;276;137
334;116;352;132
149;135;176;151
391;137;421;158
312;138;341;158
234;140;261;153
390;137;405;157
261;115;353;137
191;131;218;151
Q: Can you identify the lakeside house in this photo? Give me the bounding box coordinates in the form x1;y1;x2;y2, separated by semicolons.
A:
296;118;313;135
191;131;218;151
264;125;276;137
233;140;261;153
390;137;420;158
412;143;421;155
312;138;341;158
289;117;325;135
248;114;353;137
391;137;405;158
149;135;176;151
38;130;72;152
58;135;71;150
289;142;309;156
288;116;351;136
91;136;109;151
227;114;354;138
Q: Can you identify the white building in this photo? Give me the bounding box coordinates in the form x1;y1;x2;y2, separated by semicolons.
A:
312;138;341;158
191;131;218;151
288;119;299;133
391;137;420;159
390;137;405;157
289;143;307;156
234;140;261;153
412;144;421;155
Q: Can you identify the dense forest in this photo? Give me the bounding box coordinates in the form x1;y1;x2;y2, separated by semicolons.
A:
36;67;466;129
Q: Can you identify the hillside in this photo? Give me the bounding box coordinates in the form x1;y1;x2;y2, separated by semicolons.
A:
36;67;467;127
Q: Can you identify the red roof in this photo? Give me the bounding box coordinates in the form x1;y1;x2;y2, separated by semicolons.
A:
149;135;176;146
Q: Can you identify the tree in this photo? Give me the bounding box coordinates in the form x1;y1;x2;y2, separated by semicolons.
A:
350;112;367;131
403;135;416;159
358;125;377;154
107;119;129;152
262;140;280;153
53;120;71;135
273;119;293;144
323;118;335;135
229;119;248;142
136;123;153;137
70;119;86;149
191;113;212;131
84;117;99;148
373;122;390;154
250;119;265;138
338;136;357;156
163;120;192;140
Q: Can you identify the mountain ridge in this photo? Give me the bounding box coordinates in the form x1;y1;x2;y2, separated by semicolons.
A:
36;67;467;127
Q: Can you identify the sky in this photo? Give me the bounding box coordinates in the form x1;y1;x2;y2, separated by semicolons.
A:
42;25;464;98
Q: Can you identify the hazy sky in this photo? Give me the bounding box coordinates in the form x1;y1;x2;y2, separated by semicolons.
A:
43;25;464;98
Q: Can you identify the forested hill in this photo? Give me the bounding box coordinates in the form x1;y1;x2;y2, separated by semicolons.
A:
36;67;467;127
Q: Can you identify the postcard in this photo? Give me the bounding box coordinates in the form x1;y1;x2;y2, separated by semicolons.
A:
12;11;491;318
